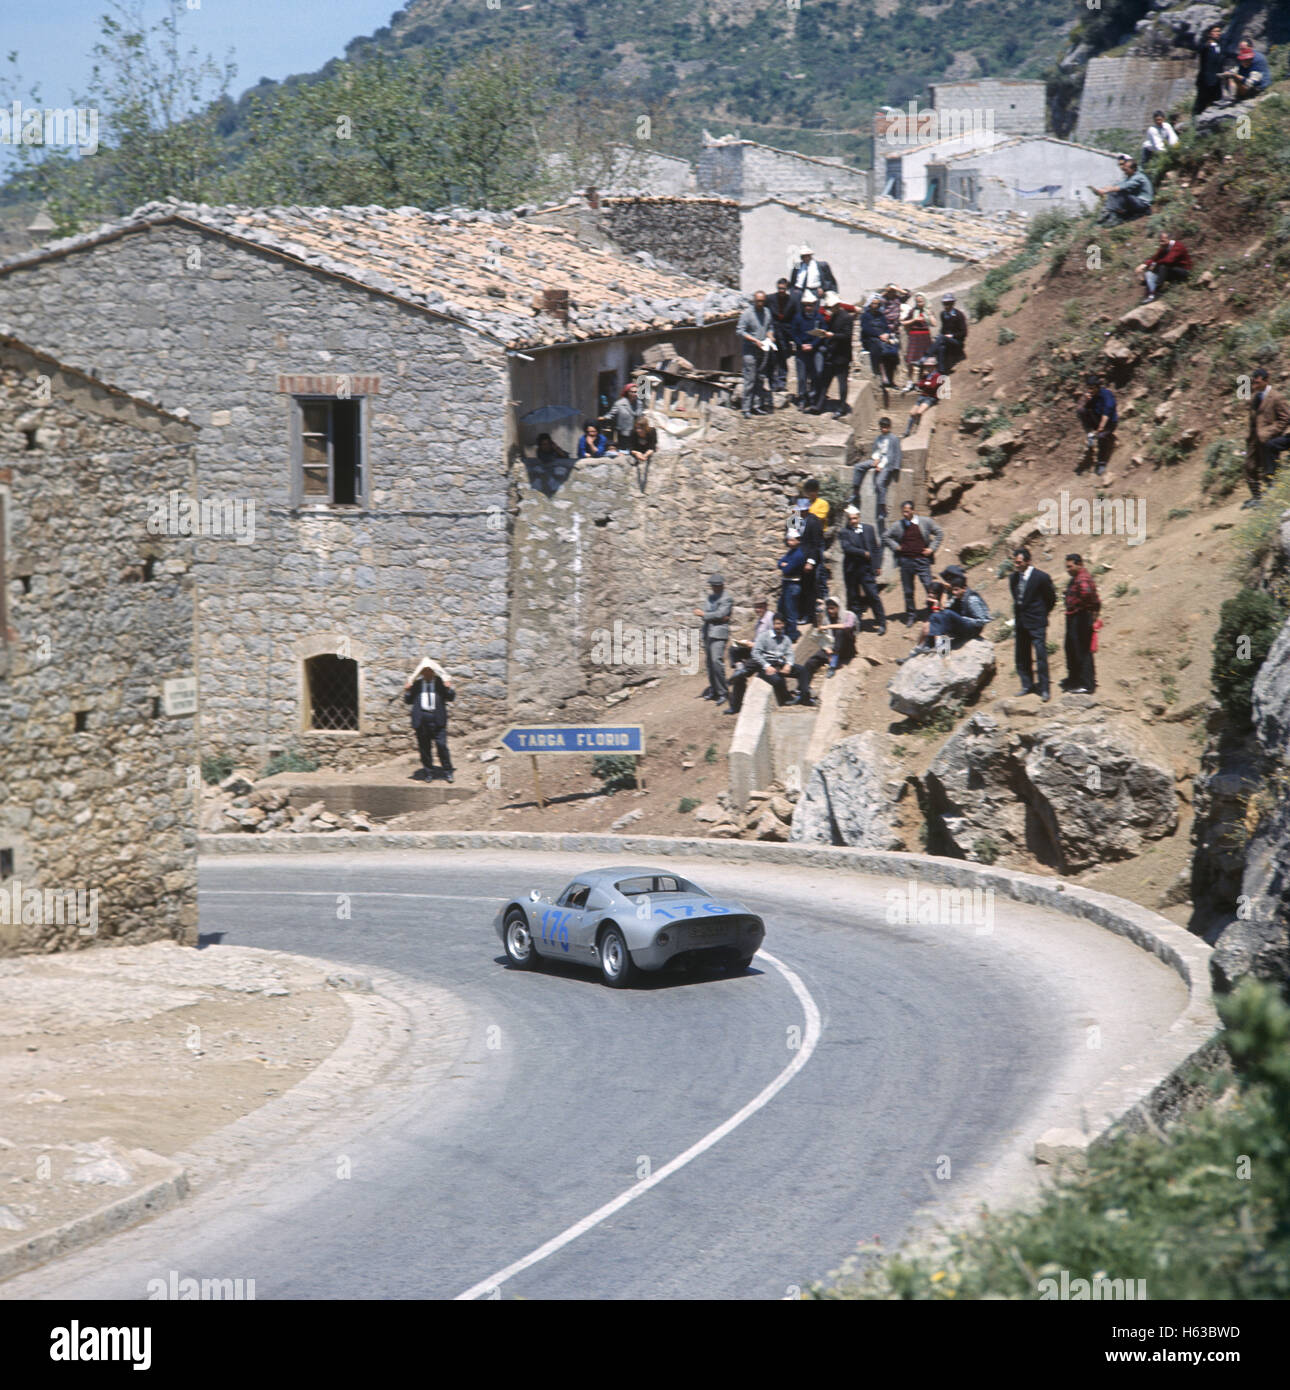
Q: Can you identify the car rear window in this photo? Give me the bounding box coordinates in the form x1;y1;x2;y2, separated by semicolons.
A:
614;875;702;896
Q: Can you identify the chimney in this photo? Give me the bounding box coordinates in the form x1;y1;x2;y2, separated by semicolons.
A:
584;185;600;210
542;288;570;323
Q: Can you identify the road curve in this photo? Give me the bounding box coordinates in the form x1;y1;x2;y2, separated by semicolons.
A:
6;849;1188;1301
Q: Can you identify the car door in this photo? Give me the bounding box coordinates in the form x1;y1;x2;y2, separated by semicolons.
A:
535;882;588;959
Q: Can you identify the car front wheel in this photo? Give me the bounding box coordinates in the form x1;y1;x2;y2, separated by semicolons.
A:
503;910;538;969
597;925;637;988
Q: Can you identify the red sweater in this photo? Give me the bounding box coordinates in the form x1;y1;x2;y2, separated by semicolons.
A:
1146;239;1192;271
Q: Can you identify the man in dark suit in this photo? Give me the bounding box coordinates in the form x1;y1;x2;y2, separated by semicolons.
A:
768;278;800;392
403;657;456;781
789;245;837;296
838;506;886;634
812;291;854;415
1009;546;1057;701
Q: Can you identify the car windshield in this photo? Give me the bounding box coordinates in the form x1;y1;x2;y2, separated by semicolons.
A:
614;874;704;896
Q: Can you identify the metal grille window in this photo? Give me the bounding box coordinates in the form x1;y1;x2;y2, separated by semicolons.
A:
293;397;363;506
305;654;359;731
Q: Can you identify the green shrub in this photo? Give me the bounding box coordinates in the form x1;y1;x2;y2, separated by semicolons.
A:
996;325;1017;345
201;753;236;785
260;748;320;778
971;835;1000;865
593;754;638;792
1211;588;1285;728
704;743;718;764
678;796;699;814
1203;439;1244;498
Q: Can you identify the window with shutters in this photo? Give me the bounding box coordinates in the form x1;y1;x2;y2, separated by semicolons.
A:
291;397;364;507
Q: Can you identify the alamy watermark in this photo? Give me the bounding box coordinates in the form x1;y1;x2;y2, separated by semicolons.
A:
885;882;995;934
147;491;256;546
1036;490;1146;545
589;620;702;675
1037;1269;1147;1300
880;103;995;147
0;879;99;936
0;101;99;155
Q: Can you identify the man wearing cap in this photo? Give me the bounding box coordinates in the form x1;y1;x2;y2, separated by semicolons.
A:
777;524;810;640
789;246;837;296
1092;156;1153;228
1244;366;1290;506
1221;41;1271;103
695;574;733;704
838;505;886;634
402;657;456;782
737;289;775;417
934;293;969;374
812;291;855;415
899;567;990;662
791;290;827;409
883;500;943;626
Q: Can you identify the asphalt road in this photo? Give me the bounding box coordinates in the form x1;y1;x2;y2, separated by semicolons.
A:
6;850;1188;1301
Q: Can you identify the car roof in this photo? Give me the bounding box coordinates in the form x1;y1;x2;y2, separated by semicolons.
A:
569;866;698;891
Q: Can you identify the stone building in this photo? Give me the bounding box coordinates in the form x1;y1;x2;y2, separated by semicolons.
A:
925;137;1125;217
697;135;870;204
739;195;1027;297
0;203;741;769
0;333;198;955
929;80;1048;137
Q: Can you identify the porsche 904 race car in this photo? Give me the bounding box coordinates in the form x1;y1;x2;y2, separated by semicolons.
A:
495;865;766;987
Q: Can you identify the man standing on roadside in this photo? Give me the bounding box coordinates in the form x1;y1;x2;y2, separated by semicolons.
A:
695;573;733;705
737;289;775;418
403;657;456;782
1062;553;1101;695
1009;546;1057;701
884;500;943;626
838;505;886;634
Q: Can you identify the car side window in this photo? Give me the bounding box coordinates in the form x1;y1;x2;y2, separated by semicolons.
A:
561;884;590;909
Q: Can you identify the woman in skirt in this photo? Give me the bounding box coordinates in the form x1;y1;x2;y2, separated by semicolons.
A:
900;292;933;388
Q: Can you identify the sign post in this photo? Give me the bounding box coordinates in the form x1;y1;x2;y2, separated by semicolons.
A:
499;725;647;806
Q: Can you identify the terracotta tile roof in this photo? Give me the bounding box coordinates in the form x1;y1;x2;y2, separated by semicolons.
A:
0;201;744;351
764;194;1028;262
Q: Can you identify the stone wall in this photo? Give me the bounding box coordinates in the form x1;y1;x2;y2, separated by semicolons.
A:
599;198;741;289
936;139;1124;217
0;224;514;770
506;427;832;719
697;142;869;204
1075;56;1196;142
0;342;198;954
930;80;1048;136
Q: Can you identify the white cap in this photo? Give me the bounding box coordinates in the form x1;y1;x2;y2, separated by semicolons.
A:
801;290;818;303
823;290;840;307
799;245;814;255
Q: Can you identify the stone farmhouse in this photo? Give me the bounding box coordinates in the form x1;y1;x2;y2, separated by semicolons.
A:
0;202;742;770
0;332;198;955
925;137;1125;217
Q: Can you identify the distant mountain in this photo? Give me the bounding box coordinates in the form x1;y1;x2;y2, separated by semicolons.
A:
288;0;1084;165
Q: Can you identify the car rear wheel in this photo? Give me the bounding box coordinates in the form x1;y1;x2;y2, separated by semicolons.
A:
503;910;538;969
730;956;755;973
597;925;637;988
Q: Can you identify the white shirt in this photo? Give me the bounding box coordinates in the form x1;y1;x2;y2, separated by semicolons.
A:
795;259;821;289
1017;565;1034;595
1144;122;1178;152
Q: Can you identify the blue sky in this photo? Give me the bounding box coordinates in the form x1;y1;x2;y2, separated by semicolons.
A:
6;0;402;106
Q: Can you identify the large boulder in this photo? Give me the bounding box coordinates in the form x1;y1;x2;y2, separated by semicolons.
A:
1211;614;1290;992
918;711;1178;873
920;713;1031;862
888;640;996;723
1022;720;1177;872
1117;300;1173;333
790;731;902;848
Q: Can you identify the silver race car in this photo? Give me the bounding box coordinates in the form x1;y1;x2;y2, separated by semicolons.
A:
495;865;766;987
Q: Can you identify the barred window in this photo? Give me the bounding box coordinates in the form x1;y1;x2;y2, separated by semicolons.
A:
304;654;359;731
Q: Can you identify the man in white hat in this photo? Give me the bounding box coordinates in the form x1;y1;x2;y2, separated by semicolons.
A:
789;245;837;296
402;657;456;782
791;290;826;409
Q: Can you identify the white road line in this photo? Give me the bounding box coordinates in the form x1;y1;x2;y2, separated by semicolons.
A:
453;948;823;1301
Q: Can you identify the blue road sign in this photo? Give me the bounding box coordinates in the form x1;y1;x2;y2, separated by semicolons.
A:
500;725;646;755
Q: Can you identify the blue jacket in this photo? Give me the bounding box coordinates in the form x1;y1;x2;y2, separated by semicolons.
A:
791;308;825;350
778;545;807;581
860;306;896;352
577;432;610;458
1086;386;1118;427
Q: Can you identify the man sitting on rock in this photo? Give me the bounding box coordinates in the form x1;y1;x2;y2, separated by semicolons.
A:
798;597;859;701
1136;232;1192;303
724;597;774;715
1092;155;1153;227
1220;41;1271;104
898;567;989;664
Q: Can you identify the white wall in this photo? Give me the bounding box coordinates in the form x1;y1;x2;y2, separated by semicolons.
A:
941;140;1124;216
882;130;1007;203
739;202;962;297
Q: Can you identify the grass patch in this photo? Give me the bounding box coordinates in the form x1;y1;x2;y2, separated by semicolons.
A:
201;753;236;785
593;753;638;792
704;743;718;764
996;325;1017;345
260;748;319;778
971;835;1000;865
678;796;699;814
1211;587;1287;728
